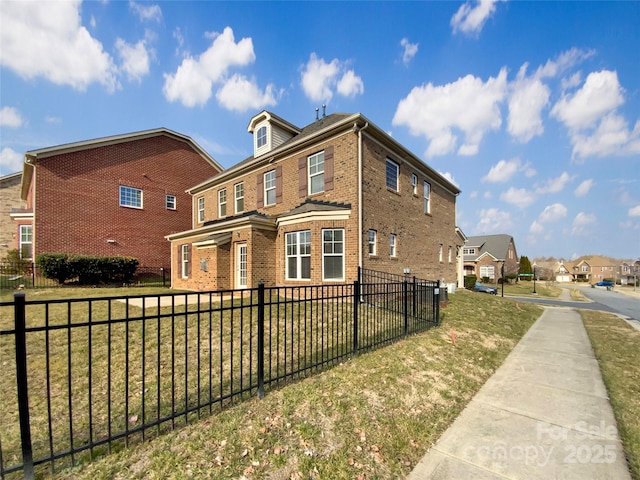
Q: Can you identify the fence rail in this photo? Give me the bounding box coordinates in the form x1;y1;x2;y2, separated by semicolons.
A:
0;273;441;479
0;262;170;290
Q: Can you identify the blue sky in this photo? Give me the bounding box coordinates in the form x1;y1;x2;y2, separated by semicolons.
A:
1;1;639;260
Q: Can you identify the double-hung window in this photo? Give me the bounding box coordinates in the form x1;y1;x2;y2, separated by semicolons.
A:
368;229;377;256
439;244;443;262
322;229;344;280
257;126;267;148
448;246;452;263
197;197;205;223
389;233;397;257
119;185;142;208
264;170;276;206
218;189;227;217
286;230;311;280
19;225;32;259
181;244;189;279
412;174;418;195
166;195;176;210
424;181;431;214
308;151;325;195
386;159;399;191
235;182;244;213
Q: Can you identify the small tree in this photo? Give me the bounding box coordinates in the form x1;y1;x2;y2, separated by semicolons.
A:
519;255;533;280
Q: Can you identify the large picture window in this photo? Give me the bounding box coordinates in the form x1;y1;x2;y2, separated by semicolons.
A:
286;230;311;280
264;170;276;206
386;159;399;191
308;151;325;195
322;229;344;280
480;265;495;280
119;185;142;208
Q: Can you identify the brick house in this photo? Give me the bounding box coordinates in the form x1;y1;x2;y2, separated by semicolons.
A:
167;110;461;291
1;172;27;257
463;234;519;284
17;129;223;268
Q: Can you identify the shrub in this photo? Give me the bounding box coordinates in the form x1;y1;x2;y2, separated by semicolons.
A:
36;254;138;285
2;249;31;275
464;275;477;290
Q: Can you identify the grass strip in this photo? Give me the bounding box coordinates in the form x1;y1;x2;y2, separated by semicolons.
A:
581;310;640;480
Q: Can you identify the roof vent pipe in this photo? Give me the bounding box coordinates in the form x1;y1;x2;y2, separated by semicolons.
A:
315;107;319;121
322;104;326;117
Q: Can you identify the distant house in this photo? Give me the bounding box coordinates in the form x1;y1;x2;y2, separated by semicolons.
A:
566;256;617;283
16;129;223;268
463;234;519;284
166;110;462;291
1;172;26;256
618;260;640;285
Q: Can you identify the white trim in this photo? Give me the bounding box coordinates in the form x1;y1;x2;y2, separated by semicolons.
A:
322;228;345;281
165;215;276;242
193;232;232;248
276;209;351;227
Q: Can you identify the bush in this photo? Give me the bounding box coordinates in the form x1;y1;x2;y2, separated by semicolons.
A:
464;275;477;290
36;253;138;285
1;249;31;275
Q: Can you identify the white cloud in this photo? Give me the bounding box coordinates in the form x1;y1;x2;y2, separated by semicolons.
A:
469;191;478;199
508;64;550;142
551;70;624;131
629;205;640;217
500;187;536;208
392;69;507;157
46;116;62;124
163;27;257;108
400;38;418;65
0;106;24;127
0;147;23;175
475;207;513;233
574;179;594;197
0;0;118;92
451;0;504;36
537;203;568;223
536;48;595;79
216;74;280;113
129;1;162;23
535;172;573;194
483;191;493;199
572;212;596;235
336;70;364;97
439;171;459;187
482;158;522;183
300;53;363;103
115;39;150;83
571;114;640;159
529;220;544;234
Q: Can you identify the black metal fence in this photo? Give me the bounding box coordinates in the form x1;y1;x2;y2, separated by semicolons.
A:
0;262;170;290
0;273;441;479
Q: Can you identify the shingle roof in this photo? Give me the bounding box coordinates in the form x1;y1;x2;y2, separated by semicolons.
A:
281;199;351;217
464;234;514;261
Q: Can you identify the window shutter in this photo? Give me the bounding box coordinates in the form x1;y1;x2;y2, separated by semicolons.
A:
275;165;283;204
256;173;264;208
324;146;334;191
187;244;192;277
298;156;307;198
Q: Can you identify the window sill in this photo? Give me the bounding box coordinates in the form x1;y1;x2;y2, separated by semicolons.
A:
386;188;401;196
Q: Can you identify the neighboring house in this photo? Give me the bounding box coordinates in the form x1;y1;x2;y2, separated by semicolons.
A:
566;255;617;283
1;172;26;256
619;260;640;285
17;129;223;267
167;110;461;291
463;234;519;284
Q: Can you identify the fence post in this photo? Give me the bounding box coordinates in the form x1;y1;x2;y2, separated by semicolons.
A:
434;285;440;325
257;282;265;399
161;267;165;288
403;280;409;336
412;276;417;318
353;280;359;357
31;262;35;287
14;293;35;480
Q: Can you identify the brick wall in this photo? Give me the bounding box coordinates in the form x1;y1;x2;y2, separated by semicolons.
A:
360;136;459;284
34;135;221;268
0;174;24;255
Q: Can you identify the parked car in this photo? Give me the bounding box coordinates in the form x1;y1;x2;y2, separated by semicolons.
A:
474;281;498;295
595;281;614;287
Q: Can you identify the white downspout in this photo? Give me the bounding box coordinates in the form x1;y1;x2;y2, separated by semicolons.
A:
356;121;369;275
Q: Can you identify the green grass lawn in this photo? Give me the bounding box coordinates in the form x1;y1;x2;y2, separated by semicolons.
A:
29;289;541;480
581;311;640;480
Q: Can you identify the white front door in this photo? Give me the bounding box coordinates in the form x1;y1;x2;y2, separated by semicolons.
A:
235;243;247;289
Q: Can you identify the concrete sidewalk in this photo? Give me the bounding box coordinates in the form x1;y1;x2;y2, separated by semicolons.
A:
408;307;631;479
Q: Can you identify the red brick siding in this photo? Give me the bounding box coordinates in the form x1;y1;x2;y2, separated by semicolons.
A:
34;136;220;268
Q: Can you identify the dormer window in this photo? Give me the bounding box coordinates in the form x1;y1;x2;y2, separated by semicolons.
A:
257;126;267;148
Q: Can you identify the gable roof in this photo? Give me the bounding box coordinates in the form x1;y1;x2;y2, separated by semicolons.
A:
464;234;515;262
188;112;461;197
20;128;223;199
